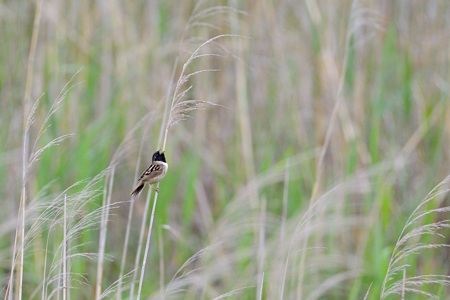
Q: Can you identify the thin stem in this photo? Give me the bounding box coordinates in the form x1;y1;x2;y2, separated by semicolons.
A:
137;32;236;300
116;197;135;300
8;1;44;299
296;0;356;297
118;118;153;299
95;167;115;299
281;159;290;244
136;185;160;299
158;227;165;298
63;195;67;300
257;198;266;300
129;188;152;299
158;57;179;150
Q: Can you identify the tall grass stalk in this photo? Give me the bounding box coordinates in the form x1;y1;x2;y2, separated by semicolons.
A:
297;0;359;297
136;189;159;299
62;194;67;300
136;34;236;299
7;0;44;299
229;9;265;295
116;195;134;299
128;189;152;300
229;0;258;209
7;70;78;300
158;227;165;296
256;198;266;300
281;160;290;244
95;166;115;298
126;60;179;300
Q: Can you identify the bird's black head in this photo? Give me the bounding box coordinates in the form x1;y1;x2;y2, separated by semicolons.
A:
152;150;166;163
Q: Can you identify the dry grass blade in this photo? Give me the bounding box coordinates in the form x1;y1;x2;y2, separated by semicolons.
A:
165;244;219;296
189;6;246;24
186;5;247;34
363;282;373;300
305;270;361;300
212;286;254;300
99;270;135;300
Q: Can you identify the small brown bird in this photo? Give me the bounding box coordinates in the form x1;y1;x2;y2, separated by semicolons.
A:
130;151;168;197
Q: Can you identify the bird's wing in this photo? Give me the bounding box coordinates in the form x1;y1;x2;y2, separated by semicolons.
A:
138;163;165;181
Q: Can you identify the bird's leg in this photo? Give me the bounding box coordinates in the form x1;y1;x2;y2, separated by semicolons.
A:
152;185;160;193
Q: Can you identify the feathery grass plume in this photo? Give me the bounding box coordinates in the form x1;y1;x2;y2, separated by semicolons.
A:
3;70;126;299
6;71;80;299
380;175;450;299
161;33;241;150
2;165;115;299
36;169;116;299
167;99;221;129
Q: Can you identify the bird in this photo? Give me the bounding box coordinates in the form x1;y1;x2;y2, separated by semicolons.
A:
130;150;168;197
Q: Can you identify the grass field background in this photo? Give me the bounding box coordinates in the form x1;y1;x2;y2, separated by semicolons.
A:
1;0;450;299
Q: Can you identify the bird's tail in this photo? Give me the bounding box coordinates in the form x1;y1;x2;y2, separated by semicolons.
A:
130;183;144;197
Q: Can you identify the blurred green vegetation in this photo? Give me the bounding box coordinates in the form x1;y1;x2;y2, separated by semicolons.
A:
1;0;450;299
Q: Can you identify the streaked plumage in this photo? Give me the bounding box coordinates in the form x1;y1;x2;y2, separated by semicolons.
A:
130;151;168;197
